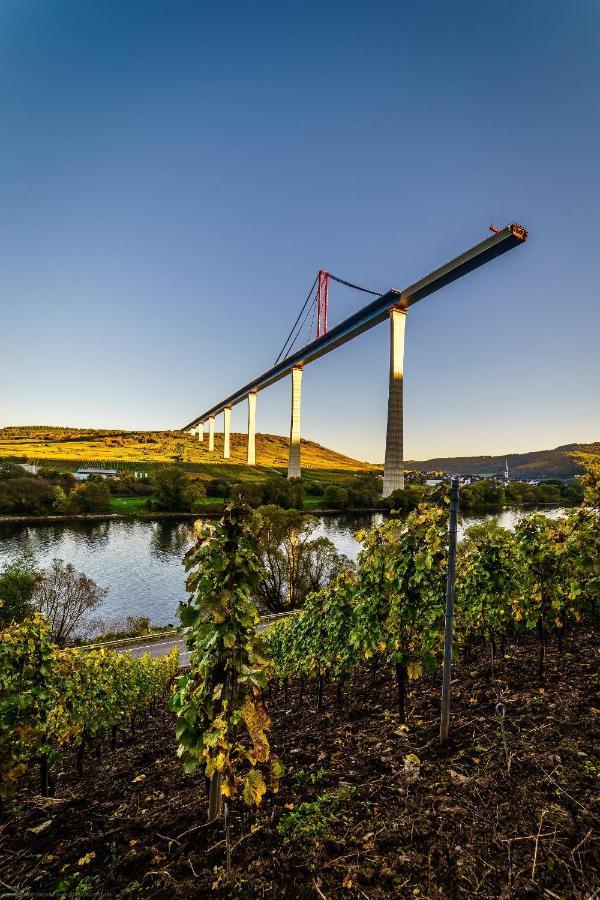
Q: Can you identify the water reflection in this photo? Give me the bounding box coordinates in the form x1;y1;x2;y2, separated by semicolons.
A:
149;521;194;559
0;507;566;626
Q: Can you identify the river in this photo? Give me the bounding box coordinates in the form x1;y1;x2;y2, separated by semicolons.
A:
0;508;567;627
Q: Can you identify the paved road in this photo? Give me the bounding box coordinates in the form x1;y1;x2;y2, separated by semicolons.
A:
120;637;190;665
118;619;276;668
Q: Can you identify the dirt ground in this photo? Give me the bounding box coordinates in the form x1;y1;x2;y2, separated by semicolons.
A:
1;627;598;899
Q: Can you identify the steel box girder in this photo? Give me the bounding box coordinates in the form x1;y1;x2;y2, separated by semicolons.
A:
182;223;527;430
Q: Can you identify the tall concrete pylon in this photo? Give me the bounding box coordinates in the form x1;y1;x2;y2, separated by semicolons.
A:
287;366;302;479
197;423;204;442
208;416;215;452
382;308;407;497
223;407;231;459
247;392;257;465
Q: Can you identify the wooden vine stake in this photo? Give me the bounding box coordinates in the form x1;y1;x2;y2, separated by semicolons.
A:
440;477;460;745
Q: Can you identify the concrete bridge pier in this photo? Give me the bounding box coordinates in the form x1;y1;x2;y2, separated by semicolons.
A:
382;307;407;497
208;416;215;452
197;423;204;442
247;392;257;465
223;407;231;459
287;366;302;480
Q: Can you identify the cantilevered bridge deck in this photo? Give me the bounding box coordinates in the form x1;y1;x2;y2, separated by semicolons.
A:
182;223;527;494
182;223;527;430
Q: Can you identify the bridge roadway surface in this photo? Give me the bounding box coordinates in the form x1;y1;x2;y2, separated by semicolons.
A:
117;619;275;667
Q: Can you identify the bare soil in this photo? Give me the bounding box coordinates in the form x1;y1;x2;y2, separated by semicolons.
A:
1;627;598;899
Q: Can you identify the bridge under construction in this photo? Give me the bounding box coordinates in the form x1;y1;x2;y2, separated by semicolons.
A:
182;223;528;496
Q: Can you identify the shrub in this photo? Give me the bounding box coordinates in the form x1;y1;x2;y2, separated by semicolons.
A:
0;551;41;626
151;467;206;511
0;478;63;516
323;485;348;508
65;480;111;514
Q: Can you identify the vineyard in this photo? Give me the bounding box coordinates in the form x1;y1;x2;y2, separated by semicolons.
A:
263;505;599;718
1;486;598;897
0;617;179;797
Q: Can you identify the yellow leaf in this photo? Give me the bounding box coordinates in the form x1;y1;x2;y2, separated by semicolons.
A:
221;779;235;798
132;774;146;783
243;769;267;806
77;852;95;866
342;874;353;889
270;757;285;793
241;697;270;763
407;662;422;681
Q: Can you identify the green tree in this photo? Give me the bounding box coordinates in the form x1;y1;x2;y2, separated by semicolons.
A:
560;479;584;505
0;478;62;515
255;506;350;613
345;473;382;508
65;480;111;514
580;458;600;507
505;481;538;504
151;467;206;511
0;551;41;625
262;477;305;509
323;485;349;509
33;560;108;646
460;479;505;509
384;484;426;511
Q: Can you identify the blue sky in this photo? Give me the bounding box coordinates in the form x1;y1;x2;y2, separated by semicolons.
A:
1;0;598;462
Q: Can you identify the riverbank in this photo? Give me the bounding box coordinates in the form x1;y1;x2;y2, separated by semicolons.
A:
0;500;577;526
0;506;385;525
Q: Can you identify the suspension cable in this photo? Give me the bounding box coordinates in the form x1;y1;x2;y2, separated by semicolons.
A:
274;273;319;365
328;273;382;296
280;291;318;360
274;271;382;366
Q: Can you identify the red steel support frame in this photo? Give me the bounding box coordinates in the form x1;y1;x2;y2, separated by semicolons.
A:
317;270;329;338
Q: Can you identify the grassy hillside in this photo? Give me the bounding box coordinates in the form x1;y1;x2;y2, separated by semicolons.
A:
0;426;376;481
405;442;600;479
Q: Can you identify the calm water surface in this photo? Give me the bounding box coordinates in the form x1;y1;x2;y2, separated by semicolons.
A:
0;508;567;626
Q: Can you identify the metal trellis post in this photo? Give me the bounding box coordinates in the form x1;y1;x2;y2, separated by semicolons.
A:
440;476;460;745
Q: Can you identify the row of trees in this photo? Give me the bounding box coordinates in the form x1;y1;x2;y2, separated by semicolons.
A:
205;475;306;510
0;463;204;516
0;471;113;516
460;477;583;509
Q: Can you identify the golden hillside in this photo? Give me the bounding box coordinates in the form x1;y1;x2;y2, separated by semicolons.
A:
0;426;375;475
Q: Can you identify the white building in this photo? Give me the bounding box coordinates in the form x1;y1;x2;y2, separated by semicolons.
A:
74;468;118;481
